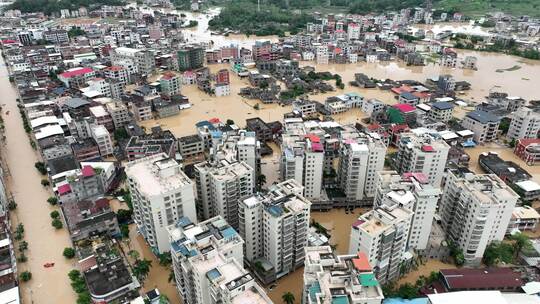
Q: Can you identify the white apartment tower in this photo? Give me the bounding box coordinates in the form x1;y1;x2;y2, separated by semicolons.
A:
167;216;273;304
303;246;384;304
374;171;442;251
238;179;311;280
349;205;413;284
508;106;540;141
194;159;254;227
395;132;450;186
111;47;155;76
126;153;197;253
438;166;520;265
338;137;386;201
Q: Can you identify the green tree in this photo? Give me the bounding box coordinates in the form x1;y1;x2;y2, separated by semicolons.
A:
396;283;418;299
50;210;60;219
158;252;172;266
41;179;50;187
47;196;58;205
282;291;295;304
8;200;17;210
133;259;152;282
34;162;47;174
120;224;130;239
52;218;63;229
114;128;129;141
20;271;32;282
226;119;235;125
18;240;28;252
509;232;533;258
63;247;76;259
128;250;140;260
68;27;86;38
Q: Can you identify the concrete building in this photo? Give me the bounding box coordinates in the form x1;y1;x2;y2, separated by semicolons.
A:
374;171;441;252
111;47;155;76
106;101;131;128
461;110;500;143
177;45;204;71
167;216;272;304
429;101;454;122
126;153;197;253
238;179;311;283
125;128;177;161
508;106;540;141
104;65;130;85
178;134;205;160
395;132;450;186
303;246;384;304
338;136;387;201
194;159;254;228
348;204;413;284
514;138;540;166
292;100;317;117
90;125;114;157
159;71;181;97
58;67;96;88
438;166;519;265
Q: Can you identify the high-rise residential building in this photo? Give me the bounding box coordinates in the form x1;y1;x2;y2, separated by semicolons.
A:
111;47;155;76
508;106;540;141
303;246;384;304
438;165;520;265
347;23;361;40
374;171;441;252
194;159;254;228
395;132;450;186
349;205;413;284
168;216;273;304
338;136;386;201
126;153;197;253
177;45;204;71
238;179;311;283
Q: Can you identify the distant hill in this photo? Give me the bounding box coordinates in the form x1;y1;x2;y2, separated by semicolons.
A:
8;0;124;15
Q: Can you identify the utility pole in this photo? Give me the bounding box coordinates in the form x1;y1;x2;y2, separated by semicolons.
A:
257;0;260;12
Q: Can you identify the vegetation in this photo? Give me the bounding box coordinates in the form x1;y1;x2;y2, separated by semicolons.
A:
20;271;32;282
226;119;235;125
311;220;329;237
208;1;316;36
14;224;24;240
282;292;295;304
47;196;58;205
52;218;63;229
19;108;31;133
35;162;47;175
280;85;307;100
483;241;513;266
50;210;60;219
41;179;50;187
120;224;130;238
116;209;133;224
8;200;17;210
158;252;172;266
349;0;424;14
452;34;540;60
436;0;540;17
68;270;92;304
68;27;86;38
9;0;124;15
509;232;533;258
133;258;152;282
383;272;439;299
63;247;76;259
18;240;28;252
113;128;129;141
448;240;465;266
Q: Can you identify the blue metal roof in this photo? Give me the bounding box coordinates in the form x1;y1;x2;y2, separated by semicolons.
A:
399;92;418;101
431;101;454;110
221;227;237;240
466;110;500;124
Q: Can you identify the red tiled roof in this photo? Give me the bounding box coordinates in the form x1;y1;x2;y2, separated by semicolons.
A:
352;219;364;228
305;134;321;143
59;67;94;78
518;138;540;146
352;252;371;272
421;145;435;152
403;172;429;184
393;103;416;113
105;65;124;71
440;268;523;290
81;165;95;177
209;118;221;124
58;184;71;195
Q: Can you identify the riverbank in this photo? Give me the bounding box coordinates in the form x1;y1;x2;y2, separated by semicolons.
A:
0;55;76;303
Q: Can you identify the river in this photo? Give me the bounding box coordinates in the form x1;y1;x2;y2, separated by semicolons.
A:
0;56;77;303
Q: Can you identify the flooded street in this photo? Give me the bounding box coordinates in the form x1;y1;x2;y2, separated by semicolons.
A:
0;56;77;303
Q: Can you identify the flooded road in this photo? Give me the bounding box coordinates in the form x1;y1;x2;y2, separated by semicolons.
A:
0;56;77;303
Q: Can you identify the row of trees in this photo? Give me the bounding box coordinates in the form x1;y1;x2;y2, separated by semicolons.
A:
9;0;123;15
484;232;533;266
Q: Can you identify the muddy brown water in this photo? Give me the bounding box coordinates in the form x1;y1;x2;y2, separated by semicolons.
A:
0;56;77;303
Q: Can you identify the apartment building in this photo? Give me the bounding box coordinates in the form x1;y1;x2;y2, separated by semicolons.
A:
125;128;177;161
461;110;500;143
348;204;413;284
438;166;519;265
428;101;454;122
177;45;205;71
104;65;130;85
167;216;272;304
58;67;96;88
395;132;450;186
111;47;155;76
105;101;131;128
194;159;254;227
238;179;311;283
303;246;384;304
159;71;181;97
126;153;197;253
338;138;386;202
90;125;114;157
89;105;114;131
508;106;540;141
374;171;441;252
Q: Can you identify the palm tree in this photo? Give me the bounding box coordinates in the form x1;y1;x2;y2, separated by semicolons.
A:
282;292;295;304
510;232;533;258
133;258;152;282
128;249;140;261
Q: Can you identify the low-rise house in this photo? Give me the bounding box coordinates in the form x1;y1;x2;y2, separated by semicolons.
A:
514;138;540;166
246;117;273;142
63;198;120;241
71;139;101;162
178;134;204;160
429;101;454;122
508;205;540;233
125;128;177;161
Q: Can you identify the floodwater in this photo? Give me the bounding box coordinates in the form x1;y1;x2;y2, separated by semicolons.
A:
301;51;540;102
0;56;77;302
266;267;304;304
